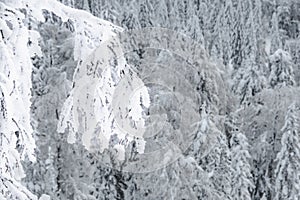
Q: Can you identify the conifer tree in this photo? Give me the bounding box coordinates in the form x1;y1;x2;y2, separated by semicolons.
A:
230;130;254;200
274;103;300;200
269;49;295;88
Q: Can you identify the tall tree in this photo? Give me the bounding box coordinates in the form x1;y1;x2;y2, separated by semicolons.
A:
192;107;232;200
230;130;254;200
274;103;300;200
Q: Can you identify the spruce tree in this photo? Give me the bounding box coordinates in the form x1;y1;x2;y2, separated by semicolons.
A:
274;103;300;200
230;130;254;200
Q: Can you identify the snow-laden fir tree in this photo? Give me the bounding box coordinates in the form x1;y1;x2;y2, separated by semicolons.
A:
230;130;254;200
229;0;269;105
268;49;295;88
274;103;300;200
231;61;267;104
191;106;232;200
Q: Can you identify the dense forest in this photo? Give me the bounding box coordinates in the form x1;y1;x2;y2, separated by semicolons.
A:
1;0;300;199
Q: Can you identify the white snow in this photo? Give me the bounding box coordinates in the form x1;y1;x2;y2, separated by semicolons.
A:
32;0;150;159
0;2;38;198
39;194;51;200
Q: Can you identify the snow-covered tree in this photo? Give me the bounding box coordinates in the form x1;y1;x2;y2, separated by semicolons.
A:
229;0;269;105
232;62;267;104
138;0;153;28
8;1;124;199
270;10;283;52
230;130;254;200
123;155;217;199
274;103;300;200
269;49;295;88
237;87;300;199
0;2;38;199
23;13;74;198
190;107;232;200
